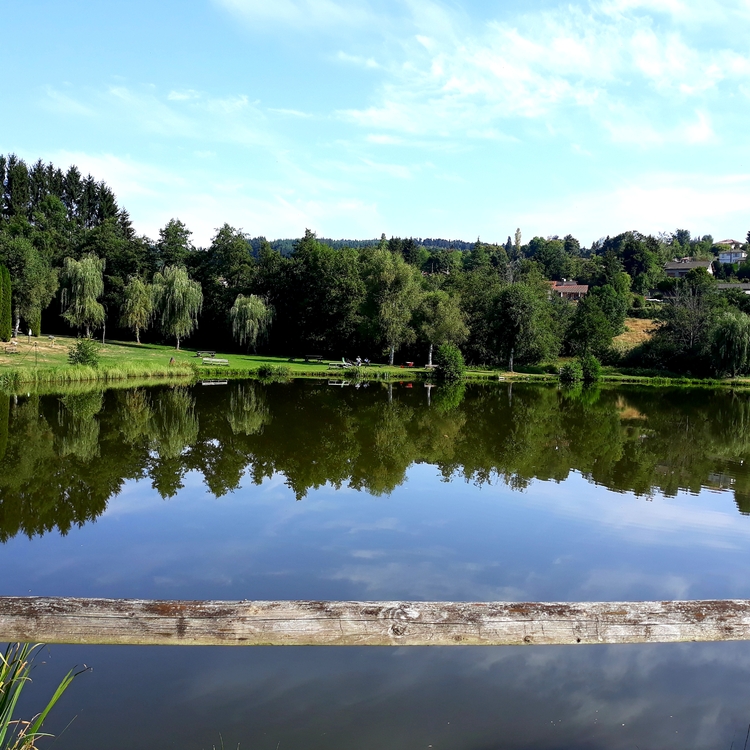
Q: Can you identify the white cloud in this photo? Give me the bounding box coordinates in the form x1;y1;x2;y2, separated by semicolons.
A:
334;0;750;148
515;172;750;244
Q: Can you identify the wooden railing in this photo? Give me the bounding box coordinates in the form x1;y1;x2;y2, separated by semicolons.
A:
1;597;749;646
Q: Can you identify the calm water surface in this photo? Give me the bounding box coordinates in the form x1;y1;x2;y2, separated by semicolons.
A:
2;380;750;749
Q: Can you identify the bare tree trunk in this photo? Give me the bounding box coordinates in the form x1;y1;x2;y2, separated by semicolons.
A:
428;343;433;367
176;335;181;351
136;327;140;345
509;347;514;373
13;309;20;338
389;345;395;366
388;382;393;403
85;325;91;339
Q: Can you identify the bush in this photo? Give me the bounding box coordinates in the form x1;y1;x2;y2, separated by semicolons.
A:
559;360;583;383
257;364;291;381
434;343;465;381
578;354;602;382
68;338;100;367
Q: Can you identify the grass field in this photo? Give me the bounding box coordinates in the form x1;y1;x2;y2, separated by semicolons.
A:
0;335;503;385
1;329;745;391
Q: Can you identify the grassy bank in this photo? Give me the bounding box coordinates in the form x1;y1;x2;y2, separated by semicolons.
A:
1;334;749;391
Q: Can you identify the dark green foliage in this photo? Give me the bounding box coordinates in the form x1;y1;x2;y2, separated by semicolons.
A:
67;337;101;367
0;393;8;462
559;360;583;382
0;266;11;341
566;294;615;356
257;364;291;380
578;353;602;382
434;342;466;381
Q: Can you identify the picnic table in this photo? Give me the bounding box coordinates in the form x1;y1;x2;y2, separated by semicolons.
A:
203;358;229;366
195;350;216;358
304;354;323;362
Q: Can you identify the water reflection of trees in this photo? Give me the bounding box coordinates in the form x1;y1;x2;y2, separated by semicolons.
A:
3;381;750;540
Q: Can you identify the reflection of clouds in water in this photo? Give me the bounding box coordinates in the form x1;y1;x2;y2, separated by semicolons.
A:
506;471;750;549
328;559;526;602
54;641;750;750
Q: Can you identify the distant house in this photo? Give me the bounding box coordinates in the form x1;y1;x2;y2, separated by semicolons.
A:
717;283;750;295
715;239;747;265
548;280;588;300
664;259;714;278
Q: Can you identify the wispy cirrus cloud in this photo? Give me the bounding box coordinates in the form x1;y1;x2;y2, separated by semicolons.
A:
334;0;750;148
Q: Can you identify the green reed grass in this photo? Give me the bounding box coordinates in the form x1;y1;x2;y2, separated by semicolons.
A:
0;644;78;750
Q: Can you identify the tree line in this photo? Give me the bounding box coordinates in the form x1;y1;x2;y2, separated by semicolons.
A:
2;153;750;375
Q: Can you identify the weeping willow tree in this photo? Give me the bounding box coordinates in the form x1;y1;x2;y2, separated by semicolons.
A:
230;294;273;351
121;276;154;344
227;383;269;435
152;266;203;350
60;254;105;338
712;310;750;377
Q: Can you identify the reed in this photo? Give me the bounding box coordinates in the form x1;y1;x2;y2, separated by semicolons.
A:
0;644;78;750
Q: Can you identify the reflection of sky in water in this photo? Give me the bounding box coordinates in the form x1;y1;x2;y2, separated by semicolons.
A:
3;463;750;602
6;457;750;748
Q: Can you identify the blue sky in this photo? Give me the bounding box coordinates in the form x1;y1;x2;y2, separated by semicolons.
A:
4;0;750;246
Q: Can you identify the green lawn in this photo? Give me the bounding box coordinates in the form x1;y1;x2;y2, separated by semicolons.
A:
0;335;503;383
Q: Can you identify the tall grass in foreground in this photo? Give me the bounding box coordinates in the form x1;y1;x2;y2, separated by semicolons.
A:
0;644;78;749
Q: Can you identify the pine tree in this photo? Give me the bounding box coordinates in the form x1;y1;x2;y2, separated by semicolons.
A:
0;266;12;342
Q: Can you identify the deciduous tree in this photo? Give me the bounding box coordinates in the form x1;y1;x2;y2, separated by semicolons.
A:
61;254;105;338
153;265;203;350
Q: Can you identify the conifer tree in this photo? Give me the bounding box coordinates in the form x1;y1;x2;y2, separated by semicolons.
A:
0;266;12;342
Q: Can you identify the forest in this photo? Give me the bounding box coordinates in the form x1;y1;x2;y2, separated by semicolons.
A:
2;152;750;376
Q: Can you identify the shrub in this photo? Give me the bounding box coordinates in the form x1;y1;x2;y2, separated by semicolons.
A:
434;343;465;382
578;354;602;382
559;360;583;383
257;364;291;381
68;338;100;367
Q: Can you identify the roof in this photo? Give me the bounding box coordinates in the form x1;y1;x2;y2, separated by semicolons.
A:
664;260;712;270
716;239;744;246
550;282;588;294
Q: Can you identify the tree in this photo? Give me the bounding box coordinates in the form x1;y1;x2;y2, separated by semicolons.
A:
712;310;750;377
156;219;194;269
153;265;203;350
492;283;558;370
416;290;468;366
61;254;105;338
361;247;420;364
0;266;11;341
567;294;615;356
0;231;58;337
230;294;273;351
120;276;154;344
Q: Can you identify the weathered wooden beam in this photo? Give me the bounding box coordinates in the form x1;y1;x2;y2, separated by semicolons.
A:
1;598;749;647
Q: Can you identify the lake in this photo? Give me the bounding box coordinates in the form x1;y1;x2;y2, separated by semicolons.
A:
2;379;750;749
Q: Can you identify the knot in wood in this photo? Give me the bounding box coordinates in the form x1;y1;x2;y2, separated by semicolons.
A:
390;622;408;637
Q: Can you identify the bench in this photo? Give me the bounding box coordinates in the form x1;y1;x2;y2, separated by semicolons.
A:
5;347;19;354
203;358;229;366
195;350;216;358
304;354;323;362
328;362;347;369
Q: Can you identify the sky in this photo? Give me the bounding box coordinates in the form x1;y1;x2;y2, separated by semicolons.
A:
3;0;750;246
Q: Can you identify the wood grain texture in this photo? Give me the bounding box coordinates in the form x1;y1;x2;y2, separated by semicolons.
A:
1;598;750;646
